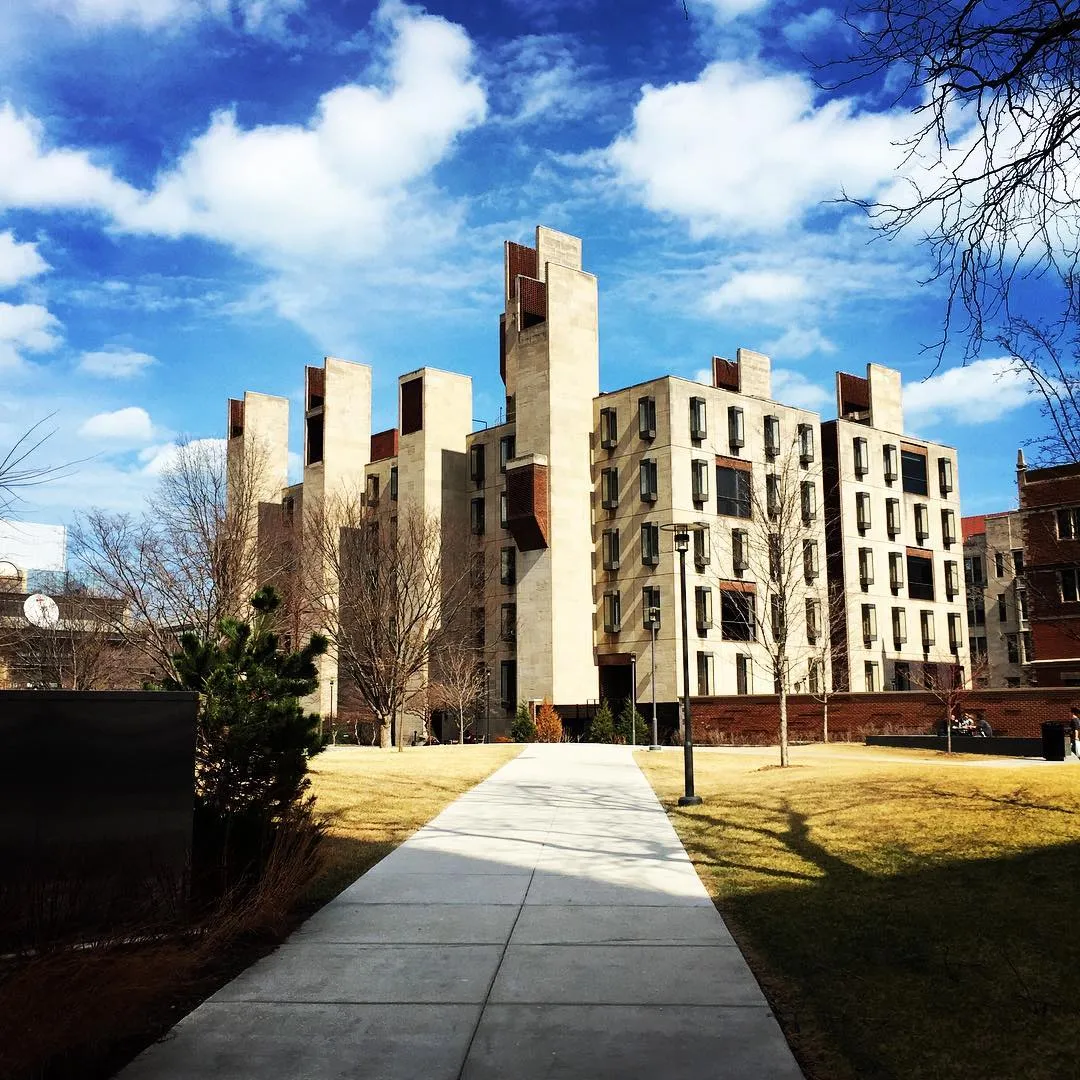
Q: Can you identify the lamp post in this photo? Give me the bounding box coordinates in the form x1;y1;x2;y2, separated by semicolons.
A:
630;652;637;746
648;606;661;750
329;677;336;745
661;522;707;807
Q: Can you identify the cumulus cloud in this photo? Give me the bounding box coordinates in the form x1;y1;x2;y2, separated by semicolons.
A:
0;302;63;368
763;326;836;360
782;7;836;48
492;34;608;126
771;367;832;411
35;0;304;36
607;59;912;237
138;436;225;475
0;231;49;288
79;405;154;440
903;358;1035;427
689;0;769;20
77;346;158;378
705;270;809;312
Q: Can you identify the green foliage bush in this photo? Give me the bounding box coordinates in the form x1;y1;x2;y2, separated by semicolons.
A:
615;698;649;745
510;700;536;742
587;700;615;743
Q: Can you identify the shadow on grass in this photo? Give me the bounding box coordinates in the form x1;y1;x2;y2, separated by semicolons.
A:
677;803;1078;1080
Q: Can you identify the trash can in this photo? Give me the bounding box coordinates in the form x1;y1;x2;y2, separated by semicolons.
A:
1041;721;1067;761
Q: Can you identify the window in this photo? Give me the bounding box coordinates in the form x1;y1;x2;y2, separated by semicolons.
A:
767;474;781;519
601;528;620;571
948;612;962;653
501;603;517;641
859;547;874;588
770;595;787;641
894;659;912;690
472;607;485;648
856;491;872;533
641;522;660;566
764;415;780;458
862;603;877;642
693;526;711;568
907;553;935;601
945;560;960;600
643;586;661;629
886;498;901;539
914;504;930;544
997;594;1007;621
1006;633;1019;664
691;459;709;503
968;596;986;627
696;651;715;695
800;480;817;524
499;435;516;472
941;510;957;547
805;597;821;644
1062;568;1080;602
500;491;508;528
970;635;988;661
469;443;485;485
864;661;878;692
892;606;907;646
366;474;380;506
901;449;928;495
695;586;713;632
306;412;324;465
768;533;782;581
965;555;984;587
920;610;935;649
500;547;516;585
470;551;485;590
599;407;618;450
938;457;954;496
603;590;621;634
889;551;904;592
1057;507;1080;539
1012;549;1025;574
638;396;657;440
690;396;708;440
640;458;658;503
853;437;869;478
390;465;398;501
803;538;819;582
470;497;485;535
721;590;755;641
883;444;899;483
1017;589;1028;622
499;660;517;708
798;423;815;463
727;405;744;449
601;467;619;510
995;552;1005;577
736;653;753;694
732;528;749;572
808;659;822;695
1022;630;1034;662
717;465;751;518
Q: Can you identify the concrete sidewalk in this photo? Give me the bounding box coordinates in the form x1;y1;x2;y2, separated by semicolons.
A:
118;744;804;1080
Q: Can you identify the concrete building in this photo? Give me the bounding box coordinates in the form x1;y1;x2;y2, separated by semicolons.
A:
961;510;1029;686
225;225;971;735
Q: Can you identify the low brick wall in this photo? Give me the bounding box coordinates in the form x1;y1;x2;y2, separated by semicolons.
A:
866;735;1044;757
690;687;1080;744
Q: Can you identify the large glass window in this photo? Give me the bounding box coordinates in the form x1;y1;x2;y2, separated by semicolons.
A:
717;465;751;518
907;553;935;601
721;590;755;641
901;449;928;494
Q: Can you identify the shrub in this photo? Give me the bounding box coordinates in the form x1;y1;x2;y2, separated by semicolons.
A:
615;698;649;744
510;700;537;742
587;700;615;743
535;697;563;742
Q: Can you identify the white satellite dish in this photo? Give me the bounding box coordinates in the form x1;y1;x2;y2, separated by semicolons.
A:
24;593;60;630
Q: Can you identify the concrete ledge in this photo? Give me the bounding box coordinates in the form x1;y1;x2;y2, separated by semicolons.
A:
865;734;1043;757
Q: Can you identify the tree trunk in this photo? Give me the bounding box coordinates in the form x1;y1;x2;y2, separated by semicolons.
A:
822;698;829;744
379;716;392;749
945;704;953;755
459;706;465;746
396;709;405;753
779;685;790;767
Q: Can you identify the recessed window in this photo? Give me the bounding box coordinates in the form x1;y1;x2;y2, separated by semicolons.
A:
727;406;744;449
803;539;819;581
948;612;962;653
643;586;661;629
853;437;869;478
886;498;901;539
1012;549;1025;574
864;661;878;692
964;555;984;586
856;491;872;533
998;594;1008;621
601;528;620;571
599;407;618;450
764;415;780;458
800;480;817;524
601;467;619;510
945;560;959;600
968;595;986;626
920;610;935;649
472;607;485;648
938;457;954;496
501;603;517;641
499;660;517;709
693;527;711;569
862;603;877;643
640;458;658;502
469;443;485;486
695;586;713;632
907;553;934;601
696;651;715;696
736;653;753;695
770;595;786;641
603;590;621;634
901;449;928;495
732;528;749;572
858;547;874;588
390;465;398;501
638;396;657;441
1006;633;1020;664
500;547;516;585
914;503;930;544
721;590;755;641
499;435;516;472
767;475;781;519
892;606;907;646
1059;568;1079;602
500;491;509;528
805;598;821;644
691;459;709;504
883;444;898;483
641;522;660;566
690;397;708;441
470;551;485;589
889;551;904;592
798;423;815;463
366;474;380;506
717;465;751;519
1057;507;1080;539
941;509;957;547
470;497;485;535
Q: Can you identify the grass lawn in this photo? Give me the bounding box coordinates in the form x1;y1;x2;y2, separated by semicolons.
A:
638;744;1080;1080
306;743;522;905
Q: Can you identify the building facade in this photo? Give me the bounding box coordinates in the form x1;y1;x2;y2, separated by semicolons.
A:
226;225;971;734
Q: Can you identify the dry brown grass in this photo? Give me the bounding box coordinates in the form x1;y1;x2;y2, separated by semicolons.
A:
638;744;1080;1080
305;744;521;904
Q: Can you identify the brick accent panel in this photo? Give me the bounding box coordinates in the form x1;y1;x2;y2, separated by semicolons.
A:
369;428;399;462
837;371;869;414
690;688;1080;743
228;398;244;438
306;365;325;409
506;242;538;295
518;277;547;323
506;462;549;550
712;357;740;391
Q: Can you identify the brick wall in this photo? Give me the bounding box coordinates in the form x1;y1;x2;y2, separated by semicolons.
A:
690;688;1080;743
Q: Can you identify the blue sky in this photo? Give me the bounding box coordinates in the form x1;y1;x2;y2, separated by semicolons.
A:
0;0;1046;530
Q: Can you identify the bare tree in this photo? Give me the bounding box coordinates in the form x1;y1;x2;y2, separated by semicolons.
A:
0;417;70;515
71;438;273;681
831;0;1080;459
431;631;489;745
922;654;991;753
804;578;848;743
305;497;476;751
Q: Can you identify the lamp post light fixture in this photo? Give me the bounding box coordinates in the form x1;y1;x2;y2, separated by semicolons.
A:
661;521;709;807
647;606;661;751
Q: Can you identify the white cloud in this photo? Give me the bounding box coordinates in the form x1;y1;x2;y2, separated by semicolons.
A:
763;326;836;360
0;302;62;368
903;358;1035;427
138;437;225;475
78;406;154;441
705;270;809;312
771;367;832;411
0;231;49;288
492;35;607;126
690;0;768;20
782;7;836;48
77;346;158;378
607;59;912;237
35;0;304;35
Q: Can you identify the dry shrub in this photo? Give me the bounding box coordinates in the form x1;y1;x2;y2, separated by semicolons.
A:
535;698;563;743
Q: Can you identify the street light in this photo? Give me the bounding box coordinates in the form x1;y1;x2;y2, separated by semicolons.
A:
661;521;708;807
647;606;661;751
